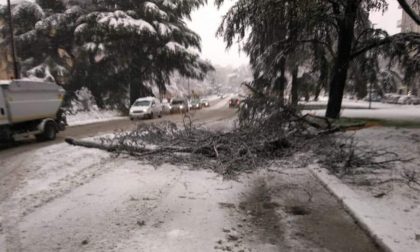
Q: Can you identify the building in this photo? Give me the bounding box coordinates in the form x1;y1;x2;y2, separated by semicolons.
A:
400;1;420;33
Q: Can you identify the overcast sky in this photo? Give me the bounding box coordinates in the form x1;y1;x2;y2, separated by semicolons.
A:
190;0;403;67
1;0;404;67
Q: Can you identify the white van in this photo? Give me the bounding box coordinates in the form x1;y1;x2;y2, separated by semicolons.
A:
129;97;162;120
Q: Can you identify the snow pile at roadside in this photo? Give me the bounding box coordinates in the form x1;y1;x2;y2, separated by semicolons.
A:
303;99;420;122
303;98;395;109
67;110;126;126
311;127;420;252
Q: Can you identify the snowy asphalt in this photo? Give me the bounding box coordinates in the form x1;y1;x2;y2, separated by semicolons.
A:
0;99;236;201
0;101;382;252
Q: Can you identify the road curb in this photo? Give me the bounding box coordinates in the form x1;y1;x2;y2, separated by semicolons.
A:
309;165;395;252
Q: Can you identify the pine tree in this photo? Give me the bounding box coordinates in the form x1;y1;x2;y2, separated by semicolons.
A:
72;0;213;106
1;0;213;109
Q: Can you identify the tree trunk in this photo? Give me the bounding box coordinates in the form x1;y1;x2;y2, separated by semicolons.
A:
314;55;329;101
325;0;360;119
354;74;367;100
273;57;286;105
304;90;310;102
397;0;420;25
130;81;139;106
291;66;299;107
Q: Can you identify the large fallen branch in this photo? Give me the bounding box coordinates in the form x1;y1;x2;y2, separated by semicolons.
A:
65;98;392;178
65;104;323;176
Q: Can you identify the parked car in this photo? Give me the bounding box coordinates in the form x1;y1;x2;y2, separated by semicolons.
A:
190;99;202;110
170;98;189;113
200;99;210;107
397;95;411;104
129;97;162;120
229;98;240;108
397;95;420;105
409;97;420;105
383;93;401;104
363;93;382;102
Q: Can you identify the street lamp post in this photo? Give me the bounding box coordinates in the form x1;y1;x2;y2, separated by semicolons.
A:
6;0;19;79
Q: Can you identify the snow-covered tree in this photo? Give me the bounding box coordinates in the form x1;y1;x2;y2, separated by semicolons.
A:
217;0;420;118
1;0;213;109
73;0;213;106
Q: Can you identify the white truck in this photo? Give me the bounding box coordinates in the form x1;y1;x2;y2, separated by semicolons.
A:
0;79;66;142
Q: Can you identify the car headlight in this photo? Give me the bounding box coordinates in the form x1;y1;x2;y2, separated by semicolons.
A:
180;105;184;109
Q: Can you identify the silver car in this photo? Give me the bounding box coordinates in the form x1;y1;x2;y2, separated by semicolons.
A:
129;97;162;120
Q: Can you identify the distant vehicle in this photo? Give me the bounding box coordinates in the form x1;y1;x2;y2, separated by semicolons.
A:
0;79;66;142
161;99;171;114
363;93;382;102
397;95;420;105
170;98;189;113
129;97;162;120
201;99;210;107
409;97;420;105
229;98;240;108
190;99;202;110
383;93;401;104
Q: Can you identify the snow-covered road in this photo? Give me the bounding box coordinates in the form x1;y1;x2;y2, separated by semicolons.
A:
0;106;380;251
0;143;378;252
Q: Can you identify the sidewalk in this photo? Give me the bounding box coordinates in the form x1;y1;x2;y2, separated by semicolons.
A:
309;127;420;252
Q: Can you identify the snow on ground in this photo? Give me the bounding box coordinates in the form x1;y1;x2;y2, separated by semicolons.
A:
0;122;380;252
303;98;420;122
0;145;377;252
312;127;420;252
67;110;126;126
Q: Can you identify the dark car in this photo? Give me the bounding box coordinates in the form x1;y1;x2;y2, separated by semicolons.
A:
170;98;189;113
200;99;210;107
191;99;202;110
229;98;240;108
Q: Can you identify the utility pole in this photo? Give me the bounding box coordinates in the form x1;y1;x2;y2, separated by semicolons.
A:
6;0;19;79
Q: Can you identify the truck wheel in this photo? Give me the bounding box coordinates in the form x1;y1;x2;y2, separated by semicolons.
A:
36;121;57;141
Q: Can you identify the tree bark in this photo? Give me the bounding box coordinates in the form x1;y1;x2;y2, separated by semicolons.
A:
291;66;299;107
273;57;287;105
315;52;329;101
326;0;360;119
129;81;138;106
397;0;420;25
